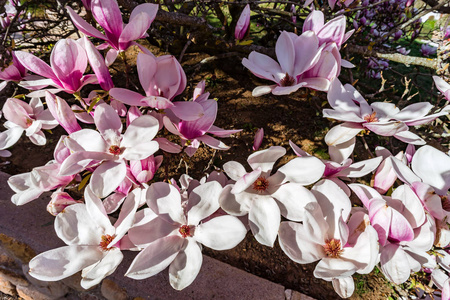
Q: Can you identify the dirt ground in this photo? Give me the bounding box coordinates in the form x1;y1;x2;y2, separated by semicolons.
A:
0;43;443;300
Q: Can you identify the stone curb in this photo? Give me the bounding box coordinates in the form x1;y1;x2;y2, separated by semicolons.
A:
0;171;314;300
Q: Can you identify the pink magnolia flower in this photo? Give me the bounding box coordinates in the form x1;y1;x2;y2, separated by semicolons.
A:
162;93;240;157
372;146;406;194
235;4;250;40
15;39;96;96
29;187;139;289
2;97;58;145
129;155;163;184
434;76;450;101
8;136;75;205
67;1;158;65
220;146;325;246
302;10;354;49
290;140;382;196
0;52;27;82
324;79;449;147
126;181;247;290
47;190;82;216
242;30;326;96
110;52;206;122
59;103;159;198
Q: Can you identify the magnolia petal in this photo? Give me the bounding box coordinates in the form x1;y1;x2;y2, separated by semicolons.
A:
388;156;421;186
94;103;122;141
223;161;247;181
195;215;247;250
187;181;222;225
219;184;252;216
275;156;325;185
197;135;230;150
90;160;127;198
128;213;178;248
363;121;408;136
121;115;159;148
411;145;450;195
126;235;185;279
325;123;363;146
328;137;355;164
252;85;275;97
81;248;123;289
171;102;204;121
29;245;104;281
59;151;112;176
54;203;102;245
278;221;324;264
84;186;112;232
339;156;382;178
272;183;317;221
248;196;280;247
169;239;202;290
314;258;358;280
231;168;261;194
146;182;185;224
66;6;107;40
393;130;425;145
332;277;355;298
247;146;286;173
380;244;411;284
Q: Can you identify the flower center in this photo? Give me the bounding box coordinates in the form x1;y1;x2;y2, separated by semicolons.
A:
363;112;379;123
99;234;116;251
441;196;450;212
25;118;33;127
108;145;122;155
280;73;296;87
324;238;343;258
179;225;193;238
252;176;269;193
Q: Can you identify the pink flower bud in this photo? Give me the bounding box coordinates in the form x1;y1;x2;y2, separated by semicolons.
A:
235;4;250;40
130;155;163;184
47;191;81;216
252;128;264;151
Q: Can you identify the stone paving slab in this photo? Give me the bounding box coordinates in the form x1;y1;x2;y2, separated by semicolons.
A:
0;171;313;299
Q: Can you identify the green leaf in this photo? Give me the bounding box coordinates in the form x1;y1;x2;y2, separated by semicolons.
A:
78;173;92;191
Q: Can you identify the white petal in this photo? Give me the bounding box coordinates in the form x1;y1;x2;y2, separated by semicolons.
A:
90;160;127;198
146;182;185;224
125;236;185;279
195;215;247;250
169;240;203;290
187;181;222;225
274;156;325;185
81;248;123;289
29;245;104;281
247;146;286;173
272;183;317;221
332;277;355;298
248;196;280;247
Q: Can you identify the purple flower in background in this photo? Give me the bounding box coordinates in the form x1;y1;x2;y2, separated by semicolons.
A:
420;44;437;57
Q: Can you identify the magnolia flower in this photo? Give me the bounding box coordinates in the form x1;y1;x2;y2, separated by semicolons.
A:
126;181;247;290
162;93;240;157
220;146;325;246
15;39;97;97
242;30;325;96
324;79;449;147
290;140;382;196
302;10;354;49
235;4;250;40
0;52;27;82
109;52;207;122
47;191;82;216
67;1;158;65
278;183;378;298
29;187;139;289
2;97;58;145
59;103;159;197
420;44;437;57
8;136;75;206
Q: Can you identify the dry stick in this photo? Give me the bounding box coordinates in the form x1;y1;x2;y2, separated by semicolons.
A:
178;39;192;63
360;135;375;158
120;51;131;89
